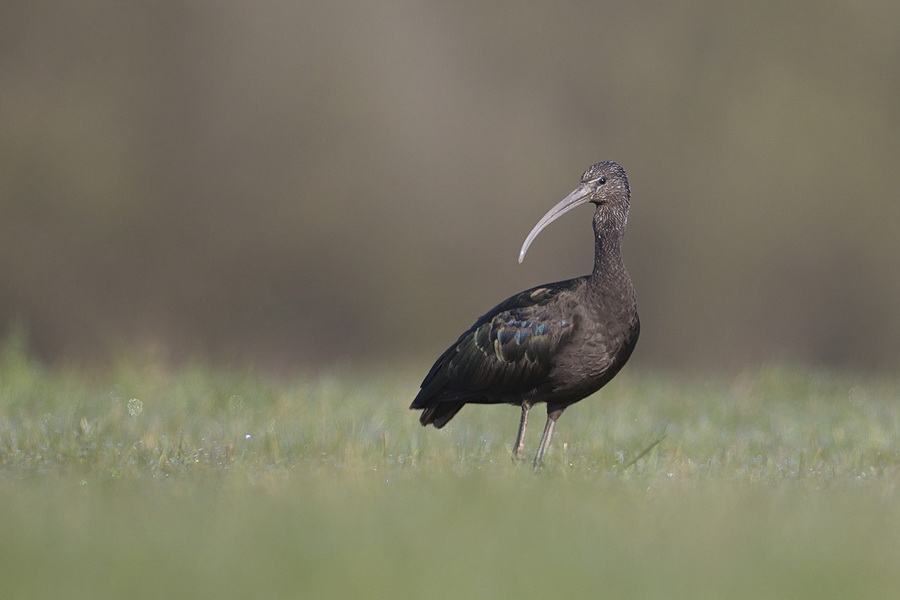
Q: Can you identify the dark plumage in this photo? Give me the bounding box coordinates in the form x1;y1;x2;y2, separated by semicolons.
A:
410;161;639;467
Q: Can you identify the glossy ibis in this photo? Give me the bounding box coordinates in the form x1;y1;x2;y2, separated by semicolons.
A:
410;161;639;468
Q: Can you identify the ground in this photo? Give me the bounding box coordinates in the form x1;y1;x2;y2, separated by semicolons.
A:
1;334;899;599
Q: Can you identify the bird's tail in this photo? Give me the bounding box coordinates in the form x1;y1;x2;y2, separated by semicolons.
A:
417;402;465;428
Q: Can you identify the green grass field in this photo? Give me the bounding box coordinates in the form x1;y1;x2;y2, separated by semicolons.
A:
1;331;899;599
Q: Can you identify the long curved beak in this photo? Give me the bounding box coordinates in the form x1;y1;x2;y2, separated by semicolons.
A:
518;183;594;263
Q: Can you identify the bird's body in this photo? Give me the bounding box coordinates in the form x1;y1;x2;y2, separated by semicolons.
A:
410;161;639;467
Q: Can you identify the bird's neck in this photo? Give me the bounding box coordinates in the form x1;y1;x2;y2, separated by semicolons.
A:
591;233;626;282
587;217;634;311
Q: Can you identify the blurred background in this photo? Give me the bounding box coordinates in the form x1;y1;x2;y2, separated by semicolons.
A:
1;1;898;373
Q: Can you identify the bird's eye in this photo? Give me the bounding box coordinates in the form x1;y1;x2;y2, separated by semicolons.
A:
598;177;606;185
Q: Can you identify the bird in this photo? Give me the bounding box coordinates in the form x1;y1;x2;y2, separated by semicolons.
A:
410;161;640;468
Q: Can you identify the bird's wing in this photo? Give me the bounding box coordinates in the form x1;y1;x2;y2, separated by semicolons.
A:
415;279;584;401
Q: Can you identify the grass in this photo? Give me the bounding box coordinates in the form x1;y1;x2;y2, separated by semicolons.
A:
1;331;900;599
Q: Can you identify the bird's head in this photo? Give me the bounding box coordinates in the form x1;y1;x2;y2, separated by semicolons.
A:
518;161;631;263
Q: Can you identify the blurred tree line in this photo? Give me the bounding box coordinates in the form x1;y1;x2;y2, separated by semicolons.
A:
1;1;898;372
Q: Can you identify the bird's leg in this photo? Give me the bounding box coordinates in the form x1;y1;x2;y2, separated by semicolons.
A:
532;408;565;469
512;401;533;462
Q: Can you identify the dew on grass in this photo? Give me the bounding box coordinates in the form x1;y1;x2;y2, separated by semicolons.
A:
127;398;143;416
